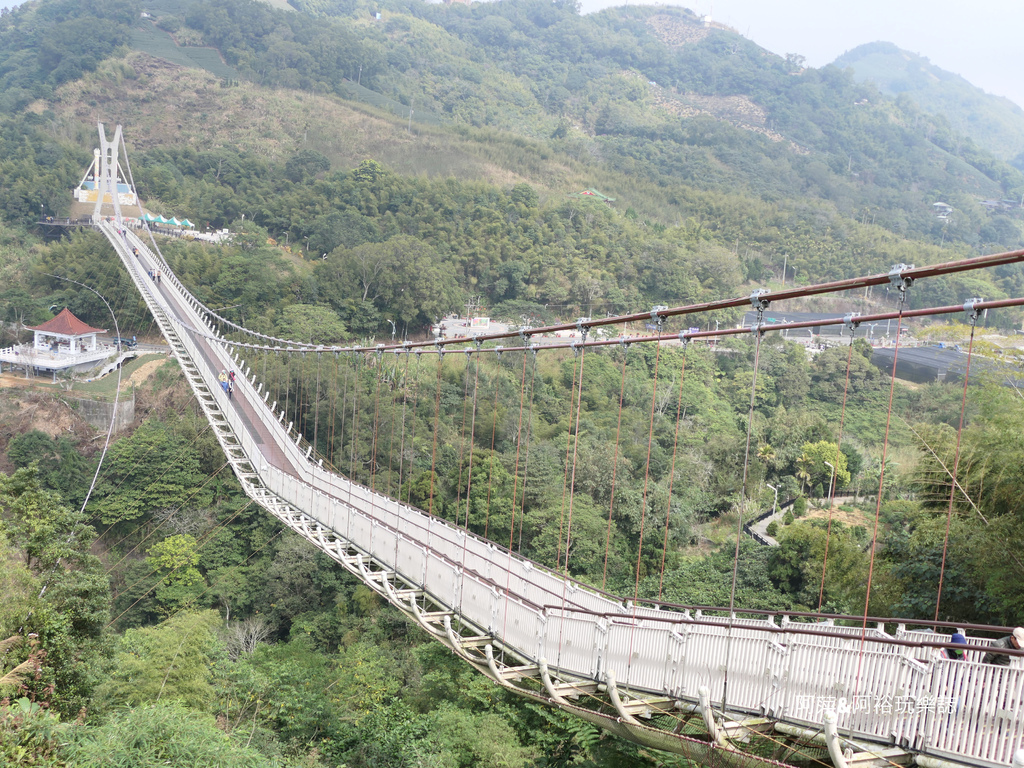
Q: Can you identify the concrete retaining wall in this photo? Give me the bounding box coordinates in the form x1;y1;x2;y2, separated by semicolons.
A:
74;390;135;432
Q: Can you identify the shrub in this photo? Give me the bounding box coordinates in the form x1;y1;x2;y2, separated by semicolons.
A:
783;510;795;525
766;521;779;537
792;497;807;517
156;16;181;33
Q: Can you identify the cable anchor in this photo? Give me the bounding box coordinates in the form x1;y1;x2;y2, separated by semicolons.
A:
650;305;668;334
888;263;915;305
842;312;861;336
750;288;770;333
963;298;984;326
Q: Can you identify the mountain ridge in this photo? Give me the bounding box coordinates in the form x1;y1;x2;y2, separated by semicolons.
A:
833;41;1024;167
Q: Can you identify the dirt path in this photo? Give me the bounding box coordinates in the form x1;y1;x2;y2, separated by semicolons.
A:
119;357;167;389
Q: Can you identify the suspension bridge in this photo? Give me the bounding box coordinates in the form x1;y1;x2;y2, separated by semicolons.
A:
75;124;1024;768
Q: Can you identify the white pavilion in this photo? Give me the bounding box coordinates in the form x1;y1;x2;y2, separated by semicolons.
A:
0;308;118;379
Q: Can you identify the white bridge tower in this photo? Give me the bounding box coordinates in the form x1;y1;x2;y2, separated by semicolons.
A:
73;122;137;223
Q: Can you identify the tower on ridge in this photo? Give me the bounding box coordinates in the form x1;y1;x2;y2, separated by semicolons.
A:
73;123;139;223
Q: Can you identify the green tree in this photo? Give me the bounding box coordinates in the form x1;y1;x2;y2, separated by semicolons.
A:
275;304;348;344
96;610;222;711
0;469;108;716
146;534;206;615
65;701;285;767
284;149;330;182
769;521;868;610
89;419;210;526
796;440;850;492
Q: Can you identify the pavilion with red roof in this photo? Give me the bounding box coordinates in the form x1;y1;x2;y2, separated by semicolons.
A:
0;307;119;379
27;308;107;354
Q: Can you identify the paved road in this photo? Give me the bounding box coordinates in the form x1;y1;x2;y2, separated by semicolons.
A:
749;511;781;546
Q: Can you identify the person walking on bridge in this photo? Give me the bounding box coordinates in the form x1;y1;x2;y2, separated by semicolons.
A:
981;627;1024;666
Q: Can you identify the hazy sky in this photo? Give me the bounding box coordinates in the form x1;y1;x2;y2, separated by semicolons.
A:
580;0;1024;110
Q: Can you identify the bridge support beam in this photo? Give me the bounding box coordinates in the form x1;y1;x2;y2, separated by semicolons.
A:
824;711;849;768
776;718;911;768
698;686;724;746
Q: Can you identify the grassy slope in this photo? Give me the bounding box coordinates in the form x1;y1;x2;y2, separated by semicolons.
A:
40;52;685;210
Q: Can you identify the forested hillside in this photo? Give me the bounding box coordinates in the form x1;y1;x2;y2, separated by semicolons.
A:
3;0;1024;764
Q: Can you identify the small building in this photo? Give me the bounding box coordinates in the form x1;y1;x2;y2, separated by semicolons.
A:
573;189;616;203
0;308;121;380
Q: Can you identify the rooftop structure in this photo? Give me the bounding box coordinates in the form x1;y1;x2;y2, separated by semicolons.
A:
572;188;616;203
871;344;1023;386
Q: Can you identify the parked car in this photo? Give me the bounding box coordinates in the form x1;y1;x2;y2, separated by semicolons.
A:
113;336;137;349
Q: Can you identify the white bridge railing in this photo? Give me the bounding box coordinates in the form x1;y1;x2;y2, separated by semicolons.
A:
101;221;1023;768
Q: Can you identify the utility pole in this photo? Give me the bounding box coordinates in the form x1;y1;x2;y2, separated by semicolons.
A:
781;254;788;286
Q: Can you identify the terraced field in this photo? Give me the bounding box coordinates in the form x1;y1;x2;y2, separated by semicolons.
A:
130;22;237;80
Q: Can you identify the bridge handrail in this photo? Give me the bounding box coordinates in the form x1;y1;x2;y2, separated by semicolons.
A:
103;221;1024;767
539;603;1024;658
628;599;1020;637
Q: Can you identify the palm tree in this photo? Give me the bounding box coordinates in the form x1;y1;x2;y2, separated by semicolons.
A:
796;453;813;495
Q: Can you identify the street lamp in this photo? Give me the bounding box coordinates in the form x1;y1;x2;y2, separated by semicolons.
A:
387;318;396;342
766;483;779;518
824;461;836;503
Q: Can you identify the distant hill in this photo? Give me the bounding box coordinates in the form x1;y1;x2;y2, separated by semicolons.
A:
834;41;1024;168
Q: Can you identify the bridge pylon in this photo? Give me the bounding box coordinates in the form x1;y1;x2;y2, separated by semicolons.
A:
72;122;138;224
